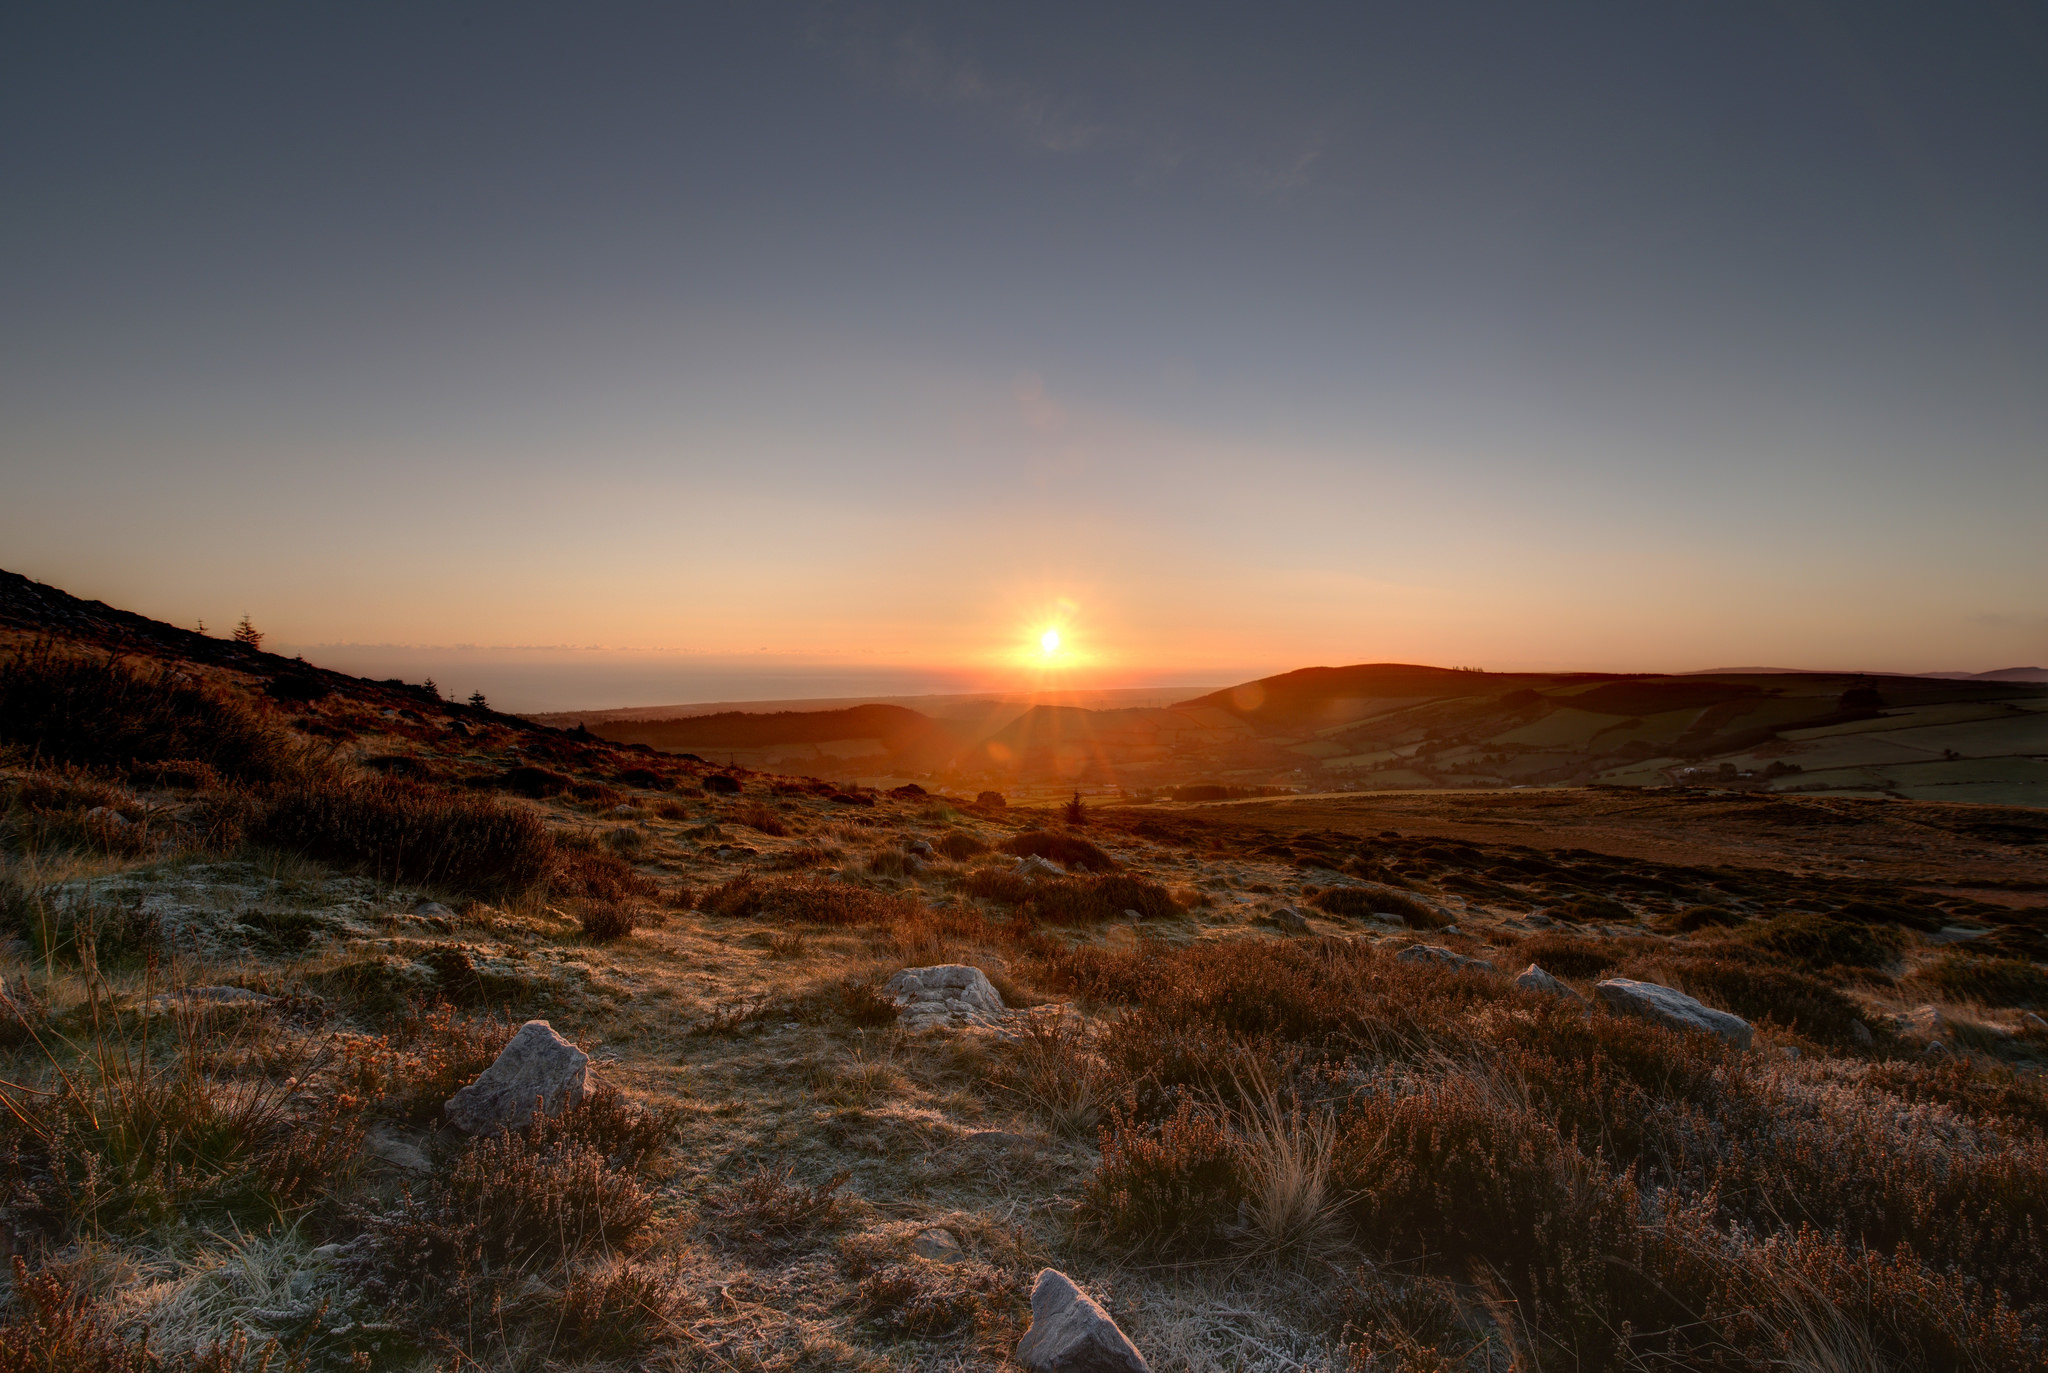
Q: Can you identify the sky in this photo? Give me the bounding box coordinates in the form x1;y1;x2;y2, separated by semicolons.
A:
3;2;2045;711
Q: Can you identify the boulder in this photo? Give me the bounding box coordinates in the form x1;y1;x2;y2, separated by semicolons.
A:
1016;1269;1150;1373
1594;979;1752;1049
886;965;1007;1029
1899;1004;1946;1040
444;1020;590;1134
905;838;934;858
1016;854;1066;881
1396;944;1490;973
1514;963;1587;1007
1850;1018;1875;1046
1270;906;1310;935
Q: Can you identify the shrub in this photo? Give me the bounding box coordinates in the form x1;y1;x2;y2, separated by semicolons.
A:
1024;873;1179;923
501;764;571;797
1739;912;1906;969
700;875;918;926
1003;830;1115;872
1310;884;1448;929
1645;952;1868;1043
0;1001;365;1238
1659;903;1745;932
934;830;989;861
258;775;553;896
579;903;637;942
0;645;294;783
703;1163;852;1255
1544;893;1634;924
549;828;659;903
956;865;1034;905
1917;952;2048;1008
735;801;789;836
857;1260;1015;1338
1087;1098;1242;1253
1511;932;1617;979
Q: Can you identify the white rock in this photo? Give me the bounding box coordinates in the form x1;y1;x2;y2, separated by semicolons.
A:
444;1020;590;1134
1595;978;1753;1049
1514;963;1588;1008
1016;1269;1150;1373
886;965;1008;1029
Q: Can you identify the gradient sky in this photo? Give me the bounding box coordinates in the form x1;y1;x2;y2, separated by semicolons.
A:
4;3;2045;709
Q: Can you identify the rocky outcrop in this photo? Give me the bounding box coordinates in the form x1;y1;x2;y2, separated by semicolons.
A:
1594;978;1752;1049
1016;1269;1150;1373
444;1020;590;1133
1396;944;1491;973
886;965;1008;1029
1514;963;1588;1008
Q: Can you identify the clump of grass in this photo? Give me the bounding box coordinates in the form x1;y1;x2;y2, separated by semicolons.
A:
0;989;364;1238
703;1162;852;1256
934;830;989;861
258;774;553;897
339;1002;514;1120
1025;873;1180;923
1916;951;2048;1008
1660;903;1745;932
1510;931;1617;979
700;874;919;926
1737;912;1906;970
1310;884;1448;929
579;902;639;942
995;1010;1103;1138
559;1258;696;1361
735;801;790;836
856;1260;1016;1339
1002;830;1116;872
0;644;296;783
550;828;659;903
1087;1098;1243;1253
0;1256;305;1373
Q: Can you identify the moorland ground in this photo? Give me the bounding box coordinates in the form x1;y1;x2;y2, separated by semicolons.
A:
0;598;2045;1372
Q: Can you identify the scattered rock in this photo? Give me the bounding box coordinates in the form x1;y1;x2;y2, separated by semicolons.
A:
152;985;274;1012
1923;1039;1952;1058
1016;1269;1151;1373
886;965;1008;1029
1396;944;1491;972
609;803;638;817
84;806;133;829
905;838;934;858
1270;906;1309;934
364;1123;432;1174
1899;1004;1947;1040
1850;1018;1874;1046
912;1228;965;1263
1016;854;1065;881
2022;1012;2048;1034
1594;978;1753;1049
1514;963;1588;1008
415;901;456;921
444;1020;590;1134
1122;908;1143;921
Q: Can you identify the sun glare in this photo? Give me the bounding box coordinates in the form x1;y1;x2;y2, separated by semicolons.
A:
1040;628;1061;655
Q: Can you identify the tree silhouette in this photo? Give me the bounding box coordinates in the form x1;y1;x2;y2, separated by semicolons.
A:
231;614;263;649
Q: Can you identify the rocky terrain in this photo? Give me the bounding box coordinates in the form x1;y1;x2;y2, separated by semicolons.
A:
0;572;2045;1371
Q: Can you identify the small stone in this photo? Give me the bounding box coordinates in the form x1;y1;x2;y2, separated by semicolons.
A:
84;806;133;828
1016;854;1066;881
2022;1012;2048;1034
364;1123;432;1174
1900;1004;1946;1040
610;803;637;817
1123;909;1143;921
444;1020;590;1134
905;838;934;858
912;1228;964;1263
1923;1039;1952;1058
1016;1269;1150;1373
1595;978;1752;1049
1850;1019;1874;1046
416;901;456;921
1270;906;1309;934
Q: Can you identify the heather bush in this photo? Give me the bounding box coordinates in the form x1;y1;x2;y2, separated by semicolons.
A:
1309;884;1448;928
1003;830;1115;871
1738;912;1906;969
0;645;295;783
1509;931;1617;978
1023;872;1179;923
703;1162;852;1255
549;826;658;903
1917;950;2048;1008
257;775;552;896
700;874;918;926
857;1259;1015;1338
934;830;989;860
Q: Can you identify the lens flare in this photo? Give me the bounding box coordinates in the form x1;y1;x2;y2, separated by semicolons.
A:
1041;628;1061;654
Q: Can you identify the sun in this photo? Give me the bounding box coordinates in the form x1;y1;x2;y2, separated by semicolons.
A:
1040;628;1061;655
